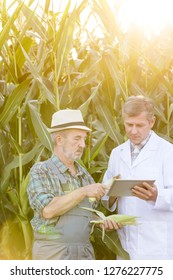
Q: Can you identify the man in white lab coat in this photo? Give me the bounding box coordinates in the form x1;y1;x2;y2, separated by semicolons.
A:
103;95;173;259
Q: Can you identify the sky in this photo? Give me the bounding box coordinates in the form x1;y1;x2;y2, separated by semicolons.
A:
5;0;173;35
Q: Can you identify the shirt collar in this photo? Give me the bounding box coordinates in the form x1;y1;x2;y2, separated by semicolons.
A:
51;154;83;175
51;154;67;173
130;130;152;151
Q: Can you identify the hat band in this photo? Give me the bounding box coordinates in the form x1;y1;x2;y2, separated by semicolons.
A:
51;121;86;129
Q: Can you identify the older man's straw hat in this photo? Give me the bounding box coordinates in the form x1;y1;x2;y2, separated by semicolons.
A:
48;109;91;133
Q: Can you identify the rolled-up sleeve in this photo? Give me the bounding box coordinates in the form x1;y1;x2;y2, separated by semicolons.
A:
27;164;55;213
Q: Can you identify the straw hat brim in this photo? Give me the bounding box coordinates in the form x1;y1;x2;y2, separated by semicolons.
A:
47;125;91;133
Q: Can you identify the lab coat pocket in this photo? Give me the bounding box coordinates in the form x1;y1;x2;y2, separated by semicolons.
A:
137;221;167;256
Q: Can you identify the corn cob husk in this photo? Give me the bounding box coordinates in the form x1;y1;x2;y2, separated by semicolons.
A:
89;175;121;203
80;206;138;241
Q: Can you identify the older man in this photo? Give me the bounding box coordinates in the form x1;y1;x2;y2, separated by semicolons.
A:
27;109;117;260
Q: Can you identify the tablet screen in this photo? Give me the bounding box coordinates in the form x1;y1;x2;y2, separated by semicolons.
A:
107;179;155;196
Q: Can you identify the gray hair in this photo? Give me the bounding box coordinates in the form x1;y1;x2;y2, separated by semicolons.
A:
51;130;68;145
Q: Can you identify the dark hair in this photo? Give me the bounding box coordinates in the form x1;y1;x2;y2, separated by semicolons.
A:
123;95;154;120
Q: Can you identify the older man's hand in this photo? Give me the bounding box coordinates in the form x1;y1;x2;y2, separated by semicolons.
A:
101;219;122;231
83;183;109;201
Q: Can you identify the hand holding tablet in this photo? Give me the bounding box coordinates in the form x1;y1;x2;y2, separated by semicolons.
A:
106;179;155;197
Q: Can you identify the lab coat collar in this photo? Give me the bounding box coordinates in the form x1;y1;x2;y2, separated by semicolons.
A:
120;131;160;168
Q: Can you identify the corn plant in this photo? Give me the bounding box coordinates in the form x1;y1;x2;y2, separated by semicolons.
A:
80;206;137;259
1;0;173;259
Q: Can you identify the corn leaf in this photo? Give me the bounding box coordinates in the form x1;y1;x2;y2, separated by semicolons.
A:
78;83;101;117
91;227;130;260
80;206;106;220
28;102;53;152
0;143;43;192
21;3;46;39
0;79;31;128
94;98;124;144
0;2;23;50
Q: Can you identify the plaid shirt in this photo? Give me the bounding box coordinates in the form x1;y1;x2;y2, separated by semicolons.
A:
27;154;95;234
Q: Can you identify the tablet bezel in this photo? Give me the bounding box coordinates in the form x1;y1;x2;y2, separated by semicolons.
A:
107;179;155;196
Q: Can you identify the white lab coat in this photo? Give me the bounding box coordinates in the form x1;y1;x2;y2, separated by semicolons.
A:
103;131;173;259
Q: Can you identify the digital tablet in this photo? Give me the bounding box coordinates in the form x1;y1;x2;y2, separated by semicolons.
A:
107;179;155;197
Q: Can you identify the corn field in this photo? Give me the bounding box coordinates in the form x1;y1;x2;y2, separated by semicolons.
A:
1;0;173;260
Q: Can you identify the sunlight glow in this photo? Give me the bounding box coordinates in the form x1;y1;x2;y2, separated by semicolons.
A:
5;0;173;36
118;0;173;33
